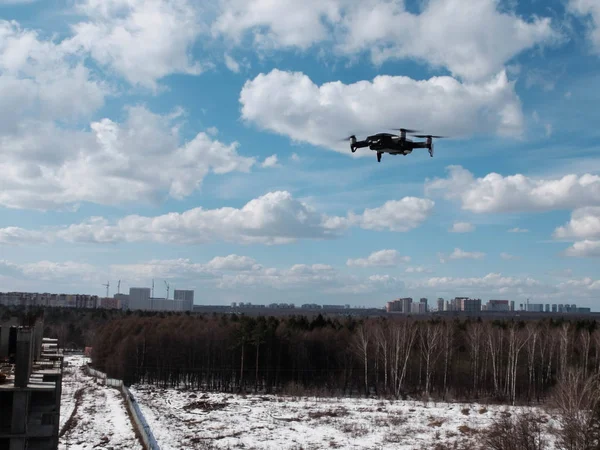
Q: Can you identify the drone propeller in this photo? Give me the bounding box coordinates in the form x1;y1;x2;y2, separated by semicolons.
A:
390;128;420;134
339;134;357;141
411;134;447;139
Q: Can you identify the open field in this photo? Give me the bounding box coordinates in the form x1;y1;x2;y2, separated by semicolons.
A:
130;385;561;449
59;355;142;450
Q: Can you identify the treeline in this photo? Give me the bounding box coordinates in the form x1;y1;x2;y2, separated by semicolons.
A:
91;314;600;404
1;305;126;349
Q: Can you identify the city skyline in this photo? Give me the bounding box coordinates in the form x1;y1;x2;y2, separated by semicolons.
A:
0;1;599;307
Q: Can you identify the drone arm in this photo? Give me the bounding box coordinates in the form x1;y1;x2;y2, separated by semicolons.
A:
352;140;370;149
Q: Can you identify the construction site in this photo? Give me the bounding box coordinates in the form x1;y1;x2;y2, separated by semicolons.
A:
0;314;64;450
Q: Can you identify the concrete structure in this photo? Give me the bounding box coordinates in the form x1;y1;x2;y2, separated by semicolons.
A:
411;302;427;314
174;289;194;305
0;292;98;309
0;317;63;450
526;303;544;312
129;287;151;310
125;287;193;312
437;298;444;312
486;300;510;311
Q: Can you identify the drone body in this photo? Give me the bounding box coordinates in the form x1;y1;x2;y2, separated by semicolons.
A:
346;128;445;162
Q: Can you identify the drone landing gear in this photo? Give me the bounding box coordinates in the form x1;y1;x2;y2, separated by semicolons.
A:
351;146;356;153
377;152;382;162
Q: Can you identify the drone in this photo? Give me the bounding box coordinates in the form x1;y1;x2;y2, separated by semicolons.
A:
342;128;447;162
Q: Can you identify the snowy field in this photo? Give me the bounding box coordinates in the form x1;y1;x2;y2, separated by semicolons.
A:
130;385;560;450
59;354;142;450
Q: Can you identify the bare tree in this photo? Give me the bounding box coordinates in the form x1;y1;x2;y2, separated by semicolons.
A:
374;320;390;395
419;321;443;397
467;321;484;396
391;320;417;398
551;367;600;450
352;323;371;396
506;323;529;405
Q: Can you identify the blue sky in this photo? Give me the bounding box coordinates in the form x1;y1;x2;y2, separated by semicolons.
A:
0;0;599;307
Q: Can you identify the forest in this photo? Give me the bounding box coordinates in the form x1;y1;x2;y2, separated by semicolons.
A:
89;312;600;405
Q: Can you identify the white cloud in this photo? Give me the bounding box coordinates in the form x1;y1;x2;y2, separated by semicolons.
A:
212;0;342;50
557;276;600;291
346;249;410;267
240;69;524;156
554;207;600;240
224;53;240;72
2;193;433;245
0;227;49;245
0;105;256;210
0;259;99;282
439;248;485;263
500;252;519;260
508;227;529;233
425;165;600;213
563;240;600;258
407;272;542;293
0;20;107;131
449;222;475;233
348;197;435;232
405;266;431;274
337;0;559;82
67;0;206;89
215;0;558;81
290;153;300;162
205;255;261;271
216;263;342;291
568;0;600;54
261;154;280;168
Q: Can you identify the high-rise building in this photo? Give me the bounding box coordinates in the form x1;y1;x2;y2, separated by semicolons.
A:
419;298;428;313
437;298;444;312
129;287;151;310
486;300;509;311
174;289;194;306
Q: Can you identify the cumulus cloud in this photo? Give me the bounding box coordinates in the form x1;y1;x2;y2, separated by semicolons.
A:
0;227;49;245
563;240;600;258
449;222;475;233
0;259;100;282
554;207;600;240
67;0;206;89
346;249;410;267
261;154;280;168
348;197;435;232
0;105;256;210
205;255;262;271
215;0;558;81
0;20;107;131
568;0;600;54
224;53;240;72
2;192;433;246
240;69;524;155
425;165;600;213
439;248;485;263
407;272;542;293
